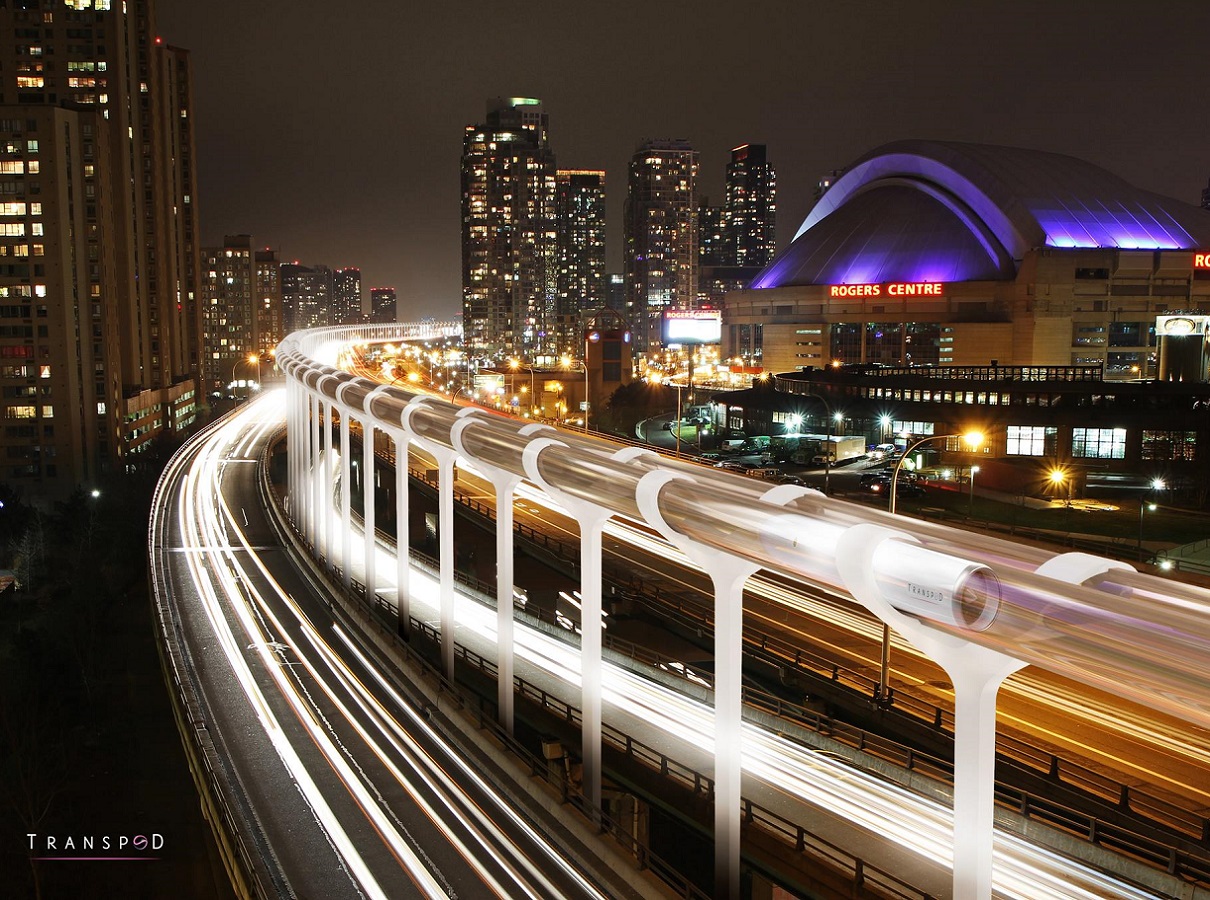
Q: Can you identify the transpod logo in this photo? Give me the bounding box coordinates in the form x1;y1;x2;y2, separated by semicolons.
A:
27;831;165;861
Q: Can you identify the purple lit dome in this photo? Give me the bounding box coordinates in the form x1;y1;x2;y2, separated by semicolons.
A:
752;140;1210;290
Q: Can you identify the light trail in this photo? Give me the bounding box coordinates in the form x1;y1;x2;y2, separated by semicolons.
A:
166;395;612;899
330;438;1166;899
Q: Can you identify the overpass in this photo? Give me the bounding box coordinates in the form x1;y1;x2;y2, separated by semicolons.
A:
197;322;1210;899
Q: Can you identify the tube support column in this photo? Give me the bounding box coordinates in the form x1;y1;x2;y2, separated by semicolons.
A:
637;468;759;900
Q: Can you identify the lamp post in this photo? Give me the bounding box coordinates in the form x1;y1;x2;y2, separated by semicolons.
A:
883;430;984;703
231;353;259;400
561;355;589;432
1138;477;1166;561
509;358;536;416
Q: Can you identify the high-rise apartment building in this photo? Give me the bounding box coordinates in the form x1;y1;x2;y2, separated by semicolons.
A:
255;248;283;354
0;1;202;500
555;169;606;355
724;144;776;267
333;266;362;325
368;287;397;324
699;144;777;306
1202;178;1210;211
461;97;558;360
281;263;333;333
202;235;254;393
624;140;699;350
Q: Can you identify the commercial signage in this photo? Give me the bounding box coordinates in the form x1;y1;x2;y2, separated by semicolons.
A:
829;282;945;298
1156;315;1209;336
663;309;722;345
1195;252;1210;269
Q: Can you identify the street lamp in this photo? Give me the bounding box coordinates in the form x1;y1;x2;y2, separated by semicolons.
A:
889;430;984;514
560;354;589;433
231;353;260;400
1138;477;1166;561
883;429;983;704
509;358;536;416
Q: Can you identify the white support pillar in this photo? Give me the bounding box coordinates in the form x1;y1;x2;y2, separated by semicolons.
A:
323;399;335;563
451;413;520;733
400;398;459;681
637;468;760;900
310;392;322;548
393;429;410;634
340;408;353;591
363;416;377;604
831;522;1030;900
522;431;612;814
286;378;296;519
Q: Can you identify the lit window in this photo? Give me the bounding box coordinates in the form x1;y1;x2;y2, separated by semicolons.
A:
40;365;50;378
17;77;45;89
1072;427;1126;459
1;224;25;236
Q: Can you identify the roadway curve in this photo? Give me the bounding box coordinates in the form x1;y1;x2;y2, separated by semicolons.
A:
149;397;641;899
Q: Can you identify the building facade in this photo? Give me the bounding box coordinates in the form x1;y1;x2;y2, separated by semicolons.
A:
460;97;558;361
368;287;397;324
201;235;254;393
281;262;333;334
333;266;362;326
0;1;202;499
624;140;699;351
727;141;1210;378
254;248;283;356
555;169;606;356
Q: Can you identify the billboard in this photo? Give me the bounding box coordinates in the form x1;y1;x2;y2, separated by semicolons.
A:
663;309;722;345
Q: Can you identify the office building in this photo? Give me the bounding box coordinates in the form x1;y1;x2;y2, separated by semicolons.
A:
368;287;397;324
555;169;606;355
0;1;202;499
333;266;362;325
461;97;558;360
624;140;699;350
727;140;1210;377
281;263;333;333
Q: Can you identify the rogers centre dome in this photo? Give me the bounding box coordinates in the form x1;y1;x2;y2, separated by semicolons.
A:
726;140;1210;378
751;140;1210;290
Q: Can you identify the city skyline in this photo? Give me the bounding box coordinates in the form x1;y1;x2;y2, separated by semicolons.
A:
156;1;1210;320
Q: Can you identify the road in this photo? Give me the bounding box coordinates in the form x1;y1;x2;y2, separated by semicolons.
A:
150;397;633;900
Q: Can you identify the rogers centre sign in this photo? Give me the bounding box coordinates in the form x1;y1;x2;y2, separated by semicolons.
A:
829;282;945;298
1195;252;1210;268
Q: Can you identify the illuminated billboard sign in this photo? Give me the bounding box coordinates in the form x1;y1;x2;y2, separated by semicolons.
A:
829;282;945;298
1195;252;1210;269
663;309;722;345
1157;315;1209;336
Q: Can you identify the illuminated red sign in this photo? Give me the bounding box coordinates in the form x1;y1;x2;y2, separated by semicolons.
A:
829;282;945;298
1195;252;1210;269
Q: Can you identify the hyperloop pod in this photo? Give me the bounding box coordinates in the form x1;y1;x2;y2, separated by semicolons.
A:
276;325;1210;731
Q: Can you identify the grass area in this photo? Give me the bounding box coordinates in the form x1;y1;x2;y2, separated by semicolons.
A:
895;484;1209;547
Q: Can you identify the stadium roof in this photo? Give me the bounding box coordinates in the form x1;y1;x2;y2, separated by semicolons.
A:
752;140;1210;289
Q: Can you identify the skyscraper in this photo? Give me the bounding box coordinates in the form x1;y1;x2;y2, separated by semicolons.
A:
368;287;397;324
624;140;699;350
724;144;776;267
281;263;333;334
0;1;202;498
202;235;254;393
1202;178;1210;211
333;266;363;325
699;144;776;306
461;98;558;360
555;169;606;355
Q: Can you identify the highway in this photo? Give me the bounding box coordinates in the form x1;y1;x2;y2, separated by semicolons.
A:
150;396;640;899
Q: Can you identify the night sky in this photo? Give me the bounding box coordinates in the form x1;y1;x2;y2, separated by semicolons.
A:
155;0;1210;321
